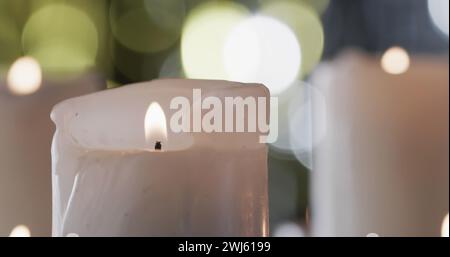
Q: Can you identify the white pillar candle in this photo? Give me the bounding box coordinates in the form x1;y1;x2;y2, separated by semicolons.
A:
51;79;270;236
311;52;449;236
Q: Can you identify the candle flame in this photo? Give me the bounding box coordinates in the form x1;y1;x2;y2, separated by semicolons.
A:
145;102;168;149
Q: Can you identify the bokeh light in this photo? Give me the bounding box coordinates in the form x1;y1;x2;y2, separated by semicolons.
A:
260;0;324;77
7;57;42;95
381;47;410;75
289;83;327;169
181;1;249;80
22;3;98;75
442;213;449;237
273;222;305;237
110;0;185;53
268;81;326;169
224;15;301;95
260;0;330;14
9;225;31;237
269;82;306;153
428;0;449;37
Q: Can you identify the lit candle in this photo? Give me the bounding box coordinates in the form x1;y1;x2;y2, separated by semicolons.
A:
51;79;270;236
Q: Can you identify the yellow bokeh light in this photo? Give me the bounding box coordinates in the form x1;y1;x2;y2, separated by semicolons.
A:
9;225;31;237
381;47;410;75
442;213;449;237
260;0;324;77
7;57;42;96
22;3;98;75
181;1;249;80
301;0;330;14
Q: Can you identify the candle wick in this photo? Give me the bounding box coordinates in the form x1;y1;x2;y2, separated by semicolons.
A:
154;141;162;151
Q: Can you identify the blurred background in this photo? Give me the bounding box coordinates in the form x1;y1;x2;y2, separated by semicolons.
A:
0;0;448;237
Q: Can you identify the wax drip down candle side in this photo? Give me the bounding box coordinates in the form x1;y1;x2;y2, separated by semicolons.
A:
50;79;270;237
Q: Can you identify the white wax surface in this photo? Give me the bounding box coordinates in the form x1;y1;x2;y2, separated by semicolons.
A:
60;148;268;236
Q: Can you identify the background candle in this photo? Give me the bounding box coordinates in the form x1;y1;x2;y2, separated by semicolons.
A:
311;51;449;237
0;75;101;236
51;79;270;237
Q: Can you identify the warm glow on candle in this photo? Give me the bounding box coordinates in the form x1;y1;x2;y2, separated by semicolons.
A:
381;47;410;75
442;213;449;237
7;57;42;95
9;225;31;237
145;102;168;150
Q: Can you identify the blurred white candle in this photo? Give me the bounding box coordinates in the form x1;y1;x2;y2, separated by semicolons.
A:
0;74;100;236
51;79;269;236
311;51;449;236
